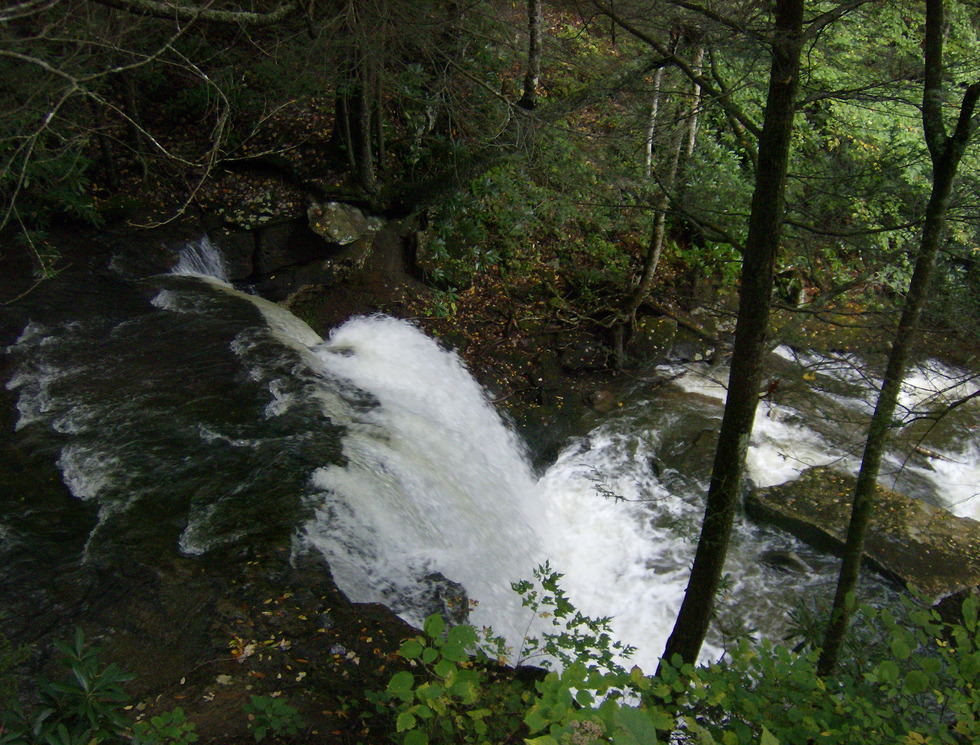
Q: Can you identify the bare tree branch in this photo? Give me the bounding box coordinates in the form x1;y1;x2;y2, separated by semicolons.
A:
90;0;299;26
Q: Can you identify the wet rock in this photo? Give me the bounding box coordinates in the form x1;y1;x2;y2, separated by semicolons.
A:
659;426;718;481
590;389;618;414
254;219;327;275
208;227;255;280
759;549;811;573
308;201;383;246
629;316;678;364
745;466;980;602
418;572;470;626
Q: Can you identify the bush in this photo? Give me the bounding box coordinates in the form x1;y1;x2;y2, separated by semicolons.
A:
375;568;980;745
1;629;132;745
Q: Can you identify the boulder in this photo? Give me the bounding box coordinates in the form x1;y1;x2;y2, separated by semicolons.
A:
308;201;383;246
628;315;678;364
745;466;980;602
759;548;811;574
207;227;255;280
254;219;329;275
418;572;470;626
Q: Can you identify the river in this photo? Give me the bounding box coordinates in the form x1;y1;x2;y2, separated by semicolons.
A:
2;239;978;673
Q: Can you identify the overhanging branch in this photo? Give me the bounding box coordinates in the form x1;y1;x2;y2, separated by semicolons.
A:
91;0;298;26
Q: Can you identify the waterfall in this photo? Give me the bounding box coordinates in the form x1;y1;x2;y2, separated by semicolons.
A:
5;238;978;674
172;236;230;283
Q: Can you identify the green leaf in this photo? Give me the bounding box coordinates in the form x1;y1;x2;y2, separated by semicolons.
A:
433;659;455;680
890;638;911;661
760;726;779;745
387;670;415;702
396;711;416;732
575;688;595;707
424;614;445;641
421;646;439;665
904;670;930;695
612;706;661;745
404;729;429;745
400;639;424;660
447;624;478;648
963;596;978;632
441;639;468;662
877;659;900;685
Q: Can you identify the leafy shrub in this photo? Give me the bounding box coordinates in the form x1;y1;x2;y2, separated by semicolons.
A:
376;568;980;745
132;707;197;745
243;695;305;742
1;629;132;745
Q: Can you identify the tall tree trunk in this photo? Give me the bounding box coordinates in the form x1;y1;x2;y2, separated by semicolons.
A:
330;1;380;195
644;65;666;179
817;0;979;677
355;61;378;194
88;98;119;190
519;0;542;109
629;45;704;321
659;0;805;670
683;46;705;161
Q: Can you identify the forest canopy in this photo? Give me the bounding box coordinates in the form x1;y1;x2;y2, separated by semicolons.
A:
1;0;978;337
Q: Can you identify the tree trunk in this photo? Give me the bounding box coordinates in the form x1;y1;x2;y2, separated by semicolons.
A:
659;0;805;670
628;45;704;321
817;0;979;677
683;46;705;160
355;62;378;194
88;98;119;190
644;65;666;179
519;0;542;109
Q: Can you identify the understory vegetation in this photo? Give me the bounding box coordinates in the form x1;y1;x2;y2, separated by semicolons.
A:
4;569;980;745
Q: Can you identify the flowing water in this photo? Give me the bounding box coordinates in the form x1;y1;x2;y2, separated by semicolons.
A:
3;239;979;671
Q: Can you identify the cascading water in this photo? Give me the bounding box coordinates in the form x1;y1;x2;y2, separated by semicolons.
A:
4;238;979;673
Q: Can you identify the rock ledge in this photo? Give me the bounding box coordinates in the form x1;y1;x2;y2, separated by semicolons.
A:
745;466;980;602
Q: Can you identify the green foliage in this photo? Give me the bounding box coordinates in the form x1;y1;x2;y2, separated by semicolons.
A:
0;629;132;745
243;695;305;742
372;613;524;745
420;129;644;294
511;562;635;675
132;708;197;745
0;632;27;705
376;567;980;745
0;629;301;745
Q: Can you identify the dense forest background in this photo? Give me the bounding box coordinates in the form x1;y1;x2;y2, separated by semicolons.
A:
3;0;979;345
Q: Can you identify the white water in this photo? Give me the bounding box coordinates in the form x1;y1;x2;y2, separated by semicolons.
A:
173;236;230;283
294;320;869;669
6;239;979;674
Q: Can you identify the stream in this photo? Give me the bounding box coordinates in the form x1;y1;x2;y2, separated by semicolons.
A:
2;239;978;672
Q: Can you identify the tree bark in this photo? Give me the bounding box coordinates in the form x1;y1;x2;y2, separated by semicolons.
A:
519;0;542;109
629;45;702;322
644;65;666;179
659;0;805;670
817;0;979;677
